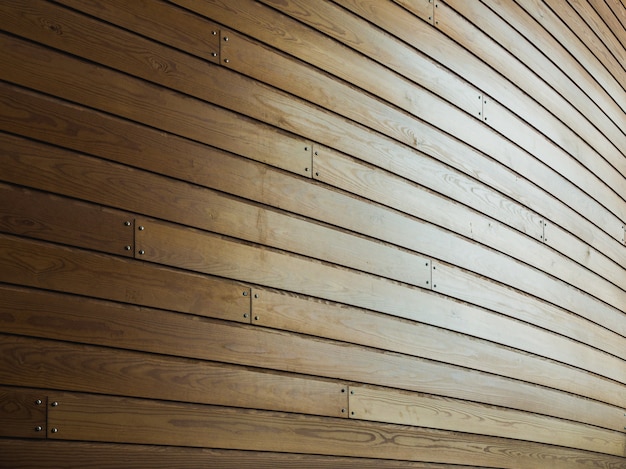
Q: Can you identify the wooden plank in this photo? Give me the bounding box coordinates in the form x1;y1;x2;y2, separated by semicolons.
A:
314;144;626;296
253;0;626;215
4;130;624;335
449;0;626;180
2;28;624;282
321;0;626;264
135;217;430;310
51;0;221;63
0;333;346;418
0;133;429;289
255;0;626;261
3;129;625;337
0;13;311;176
131;195;626;337
392;0;433;24
0;183;134;256
546;0;626;91
1;283;622;424
42;391;626;468
0;389;47;438
603;0;626;44
434;2;625;227
544;220;626;290
348;385;626;456
0;81;547;272
0;439;487;469
178;0;481;119
426;262;626;361
0;235;251;322
570;0;626;76
509;0;626;143
313;143;543;240
251;288;626;411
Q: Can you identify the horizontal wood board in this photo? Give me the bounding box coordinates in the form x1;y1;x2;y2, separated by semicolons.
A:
0;0;625;467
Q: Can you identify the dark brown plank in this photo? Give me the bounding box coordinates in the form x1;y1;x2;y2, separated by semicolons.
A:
0;183;134;256
0;439;495;468
0;235;250;322
0;389;47;438
0;334;346;418
52;0;221;62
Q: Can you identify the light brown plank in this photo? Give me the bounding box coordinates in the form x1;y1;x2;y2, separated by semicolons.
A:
42;391;626;468
0;439;488;469
0;283;622;424
544;0;626;92
0;235;251;322
508;0;626;148
433;2;625;227
426;262;626;361
0;183;134;256
255;2;624;264
348;385;625;456
252;288;626;422
0;389;47;438
0;333;346;418
314;144;626;297
0;131;429;288
449;0;626;180
135;217;430;310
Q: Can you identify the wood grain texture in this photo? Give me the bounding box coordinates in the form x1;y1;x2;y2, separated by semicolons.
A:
348;385;625;456
0;183;134;256
0;334;347;418
0;283;622;426
0;439;488;469
41;391;626;468
510;0;626;143
0;235;250;322
1;0;625;465
252;288;626;411
449;0;626;181
0;389;47;438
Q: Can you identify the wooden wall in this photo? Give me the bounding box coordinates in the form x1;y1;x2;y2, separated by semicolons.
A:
1;0;625;467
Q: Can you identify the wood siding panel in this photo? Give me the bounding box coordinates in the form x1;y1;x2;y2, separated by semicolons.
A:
1;0;624;466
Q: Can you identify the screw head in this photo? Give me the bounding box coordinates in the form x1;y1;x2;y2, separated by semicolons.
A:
124;221;131;226
35;426;43;432
138;226;144;231
124;245;132;251
51;428;58;433
35;399;42;405
51;401;58;407
138;250;145;255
